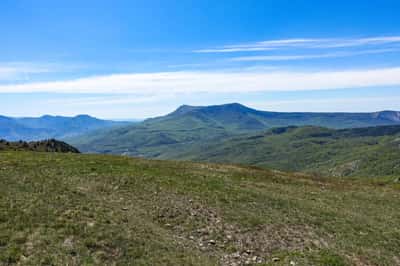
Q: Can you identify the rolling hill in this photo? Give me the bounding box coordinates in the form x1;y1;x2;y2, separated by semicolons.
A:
166;125;400;178
0;115;130;141
69;103;400;160
0;151;399;265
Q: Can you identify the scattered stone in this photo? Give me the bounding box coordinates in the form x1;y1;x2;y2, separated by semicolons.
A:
121;207;128;211
197;228;209;235
290;260;296;266
62;237;74;249
153;193;319;266
87;221;95;227
232;252;241;259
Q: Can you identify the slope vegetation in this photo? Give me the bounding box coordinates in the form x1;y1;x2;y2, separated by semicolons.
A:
0;139;80;153
0;151;399;265
167;125;400;178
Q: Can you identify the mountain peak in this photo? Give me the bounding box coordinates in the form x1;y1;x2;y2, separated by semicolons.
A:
172;105;199;115
222;102;246;108
199;103;259;115
40;114;55;119
39;114;96;120
172;103;256;115
372;110;400;122
74;114;97;120
213;102;251;110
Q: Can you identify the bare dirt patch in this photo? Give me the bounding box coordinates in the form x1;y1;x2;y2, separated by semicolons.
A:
151;192;330;265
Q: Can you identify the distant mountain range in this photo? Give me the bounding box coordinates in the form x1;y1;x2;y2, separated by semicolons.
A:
0;114;130;141
68;103;400;178
3;103;400;177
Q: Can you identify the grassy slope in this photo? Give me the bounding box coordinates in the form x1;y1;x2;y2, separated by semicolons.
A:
164;126;400;178
1;151;399;265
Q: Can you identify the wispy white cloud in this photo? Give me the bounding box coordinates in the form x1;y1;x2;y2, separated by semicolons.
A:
195;47;277;53
195;36;400;53
0;63;52;80
231;48;399;62
167;63;212;69
310;36;400;48
1;67;400;94
45;94;173;106
248;96;400;112
0;62;85;82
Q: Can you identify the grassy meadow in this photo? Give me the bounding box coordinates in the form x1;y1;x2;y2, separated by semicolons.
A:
0;151;399;265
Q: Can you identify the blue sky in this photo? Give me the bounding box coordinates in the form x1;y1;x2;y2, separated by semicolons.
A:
1;0;400;119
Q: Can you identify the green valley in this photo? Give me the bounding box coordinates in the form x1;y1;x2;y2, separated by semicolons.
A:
166;125;400;178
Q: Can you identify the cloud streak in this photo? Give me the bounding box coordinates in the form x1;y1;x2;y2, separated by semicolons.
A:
195;36;400;53
230;48;399;62
248;96;400;113
45;94;173;106
1;67;400;94
0;63;52;81
0;62;85;82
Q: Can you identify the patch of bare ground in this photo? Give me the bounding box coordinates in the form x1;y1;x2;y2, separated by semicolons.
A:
151;193;330;266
